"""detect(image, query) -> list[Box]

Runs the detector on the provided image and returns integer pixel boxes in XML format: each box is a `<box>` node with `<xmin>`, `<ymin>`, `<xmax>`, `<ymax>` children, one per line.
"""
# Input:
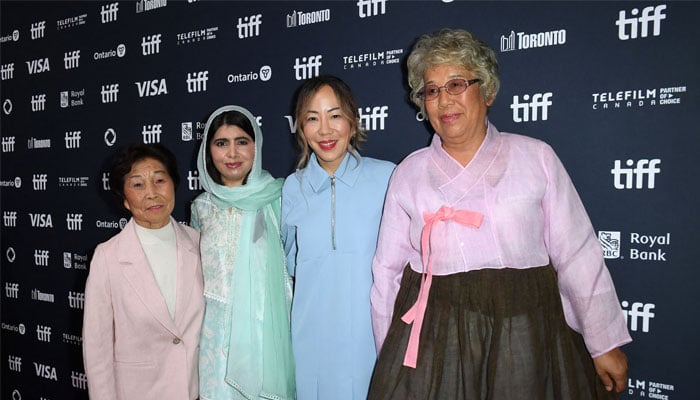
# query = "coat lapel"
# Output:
<box><xmin>172</xmin><ymin>220</ymin><xmax>199</xmax><ymax>327</ymax></box>
<box><xmin>118</xmin><ymin>218</ymin><xmax>180</xmax><ymax>336</ymax></box>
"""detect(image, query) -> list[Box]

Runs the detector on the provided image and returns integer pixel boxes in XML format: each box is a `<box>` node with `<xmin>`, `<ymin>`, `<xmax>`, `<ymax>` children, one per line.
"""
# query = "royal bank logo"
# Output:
<box><xmin>136</xmin><ymin>0</ymin><xmax>168</xmax><ymax>13</ymax></box>
<box><xmin>30</xmin><ymin>21</ymin><xmax>46</xmax><ymax>39</ymax></box>
<box><xmin>94</xmin><ymin>43</ymin><xmax>126</xmax><ymax>61</ymax></box>
<box><xmin>59</xmin><ymin>176</ymin><xmax>89</xmax><ymax>187</ymax></box>
<box><xmin>101</xmin><ymin>83</ymin><xmax>119</xmax><ymax>103</ymax></box>
<box><xmin>510</xmin><ymin>92</ymin><xmax>553</xmax><ymax>122</ymax></box>
<box><xmin>31</xmin><ymin>94</ymin><xmax>47</xmax><ymax>111</ymax></box>
<box><xmin>591</xmin><ymin>85</ymin><xmax>686</xmax><ymax>110</ymax></box>
<box><xmin>71</xmin><ymin>371</ymin><xmax>88</xmax><ymax>390</ymax></box>
<box><xmin>136</xmin><ymin>78</ymin><xmax>168</xmax><ymax>97</ymax></box>
<box><xmin>357</xmin><ymin>0</ymin><xmax>387</xmax><ymax>18</ymax></box>
<box><xmin>598</xmin><ymin>231</ymin><xmax>621</xmax><ymax>259</ymax></box>
<box><xmin>176</xmin><ymin>26</ymin><xmax>218</xmax><ymax>45</ymax></box>
<box><xmin>66</xmin><ymin>213</ymin><xmax>84</xmax><ymax>231</ymax></box>
<box><xmin>57</xmin><ymin>13</ymin><xmax>87</xmax><ymax>30</ymax></box>
<box><xmin>8</xmin><ymin>355</ymin><xmax>22</xmax><ymax>372</ymax></box>
<box><xmin>101</xmin><ymin>2</ymin><xmax>119</xmax><ymax>23</ymax></box>
<box><xmin>186</xmin><ymin>71</ymin><xmax>208</xmax><ymax>93</ymax></box>
<box><xmin>142</xmin><ymin>124</ymin><xmax>162</xmax><ymax>143</ymax></box>
<box><xmin>3</xmin><ymin>211</ymin><xmax>18</xmax><ymax>227</ymax></box>
<box><xmin>1</xmin><ymin>63</ymin><xmax>14</xmax><ymax>80</ymax></box>
<box><xmin>2</xmin><ymin>136</ymin><xmax>15</xmax><ymax>152</ymax></box>
<box><xmin>64</xmin><ymin>50</ymin><xmax>80</xmax><ymax>69</ymax></box>
<box><xmin>32</xmin><ymin>174</ymin><xmax>48</xmax><ymax>190</ymax></box>
<box><xmin>343</xmin><ymin>48</ymin><xmax>402</xmax><ymax>70</ymax></box>
<box><xmin>181</xmin><ymin>121</ymin><xmax>205</xmax><ymax>141</ymax></box>
<box><xmin>500</xmin><ymin>29</ymin><xmax>566</xmax><ymax>52</ymax></box>
<box><xmin>5</xmin><ymin>282</ymin><xmax>19</xmax><ymax>299</ymax></box>
<box><xmin>611</xmin><ymin>158</ymin><xmax>661</xmax><ymax>189</ymax></box>
<box><xmin>60</xmin><ymin>89</ymin><xmax>85</xmax><ymax>108</ymax></box>
<box><xmin>237</xmin><ymin>14</ymin><xmax>262</xmax><ymax>39</ymax></box>
<box><xmin>359</xmin><ymin>106</ymin><xmax>389</xmax><ymax>131</ymax></box>
<box><xmin>187</xmin><ymin>170</ymin><xmax>202</xmax><ymax>191</ymax></box>
<box><xmin>287</xmin><ymin>8</ymin><xmax>330</xmax><ymax>28</ymax></box>
<box><xmin>599</xmin><ymin>230</ymin><xmax>670</xmax><ymax>262</ymax></box>
<box><xmin>616</xmin><ymin>4</ymin><xmax>666</xmax><ymax>40</ymax></box>
<box><xmin>31</xmin><ymin>289</ymin><xmax>55</xmax><ymax>303</ymax></box>
<box><xmin>141</xmin><ymin>34</ymin><xmax>162</xmax><ymax>55</ymax></box>
<box><xmin>28</xmin><ymin>137</ymin><xmax>51</xmax><ymax>149</ymax></box>
<box><xmin>63</xmin><ymin>252</ymin><xmax>88</xmax><ymax>270</ymax></box>
<box><xmin>293</xmin><ymin>55</ymin><xmax>322</xmax><ymax>80</ymax></box>
<box><xmin>65</xmin><ymin>131</ymin><xmax>81</xmax><ymax>148</ymax></box>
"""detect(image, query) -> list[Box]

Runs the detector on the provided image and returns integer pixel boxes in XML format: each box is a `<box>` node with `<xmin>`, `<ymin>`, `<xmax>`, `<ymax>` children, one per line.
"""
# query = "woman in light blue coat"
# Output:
<box><xmin>281</xmin><ymin>76</ymin><xmax>395</xmax><ymax>400</ymax></box>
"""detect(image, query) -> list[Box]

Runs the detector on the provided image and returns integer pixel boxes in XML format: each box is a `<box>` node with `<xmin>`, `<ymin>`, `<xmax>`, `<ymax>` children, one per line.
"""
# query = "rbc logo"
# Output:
<box><xmin>616</xmin><ymin>4</ymin><xmax>666</xmax><ymax>40</ymax></box>
<box><xmin>511</xmin><ymin>92</ymin><xmax>552</xmax><ymax>122</ymax></box>
<box><xmin>598</xmin><ymin>231</ymin><xmax>621</xmax><ymax>259</ymax></box>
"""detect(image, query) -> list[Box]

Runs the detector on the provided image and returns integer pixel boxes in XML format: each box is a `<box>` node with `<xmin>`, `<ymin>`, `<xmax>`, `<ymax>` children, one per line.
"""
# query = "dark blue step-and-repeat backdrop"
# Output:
<box><xmin>1</xmin><ymin>1</ymin><xmax>698</xmax><ymax>399</ymax></box>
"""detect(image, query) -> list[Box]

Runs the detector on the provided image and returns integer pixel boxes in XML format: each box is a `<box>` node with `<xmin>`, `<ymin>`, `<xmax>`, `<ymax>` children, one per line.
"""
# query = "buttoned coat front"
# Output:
<box><xmin>82</xmin><ymin>218</ymin><xmax>205</xmax><ymax>400</ymax></box>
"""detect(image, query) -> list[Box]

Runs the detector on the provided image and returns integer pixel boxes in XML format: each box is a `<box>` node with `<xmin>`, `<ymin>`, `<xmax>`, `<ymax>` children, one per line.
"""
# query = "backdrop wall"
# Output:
<box><xmin>1</xmin><ymin>1</ymin><xmax>698</xmax><ymax>399</ymax></box>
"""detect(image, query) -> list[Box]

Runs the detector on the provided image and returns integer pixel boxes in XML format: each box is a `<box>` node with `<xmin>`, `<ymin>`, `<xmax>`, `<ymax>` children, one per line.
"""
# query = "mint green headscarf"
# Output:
<box><xmin>197</xmin><ymin>105</ymin><xmax>295</xmax><ymax>399</ymax></box>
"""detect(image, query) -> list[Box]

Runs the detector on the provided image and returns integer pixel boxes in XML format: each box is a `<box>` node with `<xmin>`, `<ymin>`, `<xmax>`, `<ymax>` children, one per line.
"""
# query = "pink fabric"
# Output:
<box><xmin>400</xmin><ymin>206</ymin><xmax>483</xmax><ymax>368</ymax></box>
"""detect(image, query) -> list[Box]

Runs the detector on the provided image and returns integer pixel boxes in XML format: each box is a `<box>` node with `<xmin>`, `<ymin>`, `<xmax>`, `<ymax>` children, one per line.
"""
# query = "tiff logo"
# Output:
<box><xmin>186</xmin><ymin>71</ymin><xmax>208</xmax><ymax>93</ymax></box>
<box><xmin>616</xmin><ymin>4</ymin><xmax>666</xmax><ymax>40</ymax></box>
<box><xmin>31</xmin><ymin>94</ymin><xmax>47</xmax><ymax>111</ymax></box>
<box><xmin>68</xmin><ymin>291</ymin><xmax>85</xmax><ymax>309</ymax></box>
<box><xmin>357</xmin><ymin>0</ymin><xmax>386</xmax><ymax>18</ymax></box>
<box><xmin>359</xmin><ymin>106</ymin><xmax>389</xmax><ymax>131</ymax></box>
<box><xmin>101</xmin><ymin>84</ymin><xmax>119</xmax><ymax>103</ymax></box>
<box><xmin>8</xmin><ymin>355</ymin><xmax>22</xmax><ymax>372</ymax></box>
<box><xmin>511</xmin><ymin>92</ymin><xmax>553</xmax><ymax>122</ymax></box>
<box><xmin>2</xmin><ymin>136</ymin><xmax>15</xmax><ymax>152</ymax></box>
<box><xmin>34</xmin><ymin>249</ymin><xmax>50</xmax><ymax>266</ymax></box>
<box><xmin>64</xmin><ymin>50</ymin><xmax>80</xmax><ymax>69</ymax></box>
<box><xmin>187</xmin><ymin>170</ymin><xmax>202</xmax><ymax>190</ymax></box>
<box><xmin>142</xmin><ymin>124</ymin><xmax>162</xmax><ymax>143</ymax></box>
<box><xmin>141</xmin><ymin>34</ymin><xmax>162</xmax><ymax>55</ymax></box>
<box><xmin>65</xmin><ymin>131</ymin><xmax>81</xmax><ymax>149</ymax></box>
<box><xmin>611</xmin><ymin>159</ymin><xmax>661</xmax><ymax>189</ymax></box>
<box><xmin>72</xmin><ymin>371</ymin><xmax>88</xmax><ymax>390</ymax></box>
<box><xmin>31</xmin><ymin>21</ymin><xmax>46</xmax><ymax>39</ymax></box>
<box><xmin>4</xmin><ymin>211</ymin><xmax>18</xmax><ymax>227</ymax></box>
<box><xmin>101</xmin><ymin>2</ymin><xmax>119</xmax><ymax>23</ymax></box>
<box><xmin>33</xmin><ymin>173</ymin><xmax>48</xmax><ymax>190</ymax></box>
<box><xmin>237</xmin><ymin>14</ymin><xmax>262</xmax><ymax>38</ymax></box>
<box><xmin>1</xmin><ymin>63</ymin><xmax>14</xmax><ymax>80</ymax></box>
<box><xmin>102</xmin><ymin>172</ymin><xmax>111</xmax><ymax>190</ymax></box>
<box><xmin>66</xmin><ymin>213</ymin><xmax>83</xmax><ymax>231</ymax></box>
<box><xmin>294</xmin><ymin>55</ymin><xmax>322</xmax><ymax>80</ymax></box>
<box><xmin>5</xmin><ymin>282</ymin><xmax>19</xmax><ymax>298</ymax></box>
<box><xmin>37</xmin><ymin>325</ymin><xmax>52</xmax><ymax>342</ymax></box>
<box><xmin>26</xmin><ymin>57</ymin><xmax>50</xmax><ymax>74</ymax></box>
<box><xmin>621</xmin><ymin>301</ymin><xmax>655</xmax><ymax>333</ymax></box>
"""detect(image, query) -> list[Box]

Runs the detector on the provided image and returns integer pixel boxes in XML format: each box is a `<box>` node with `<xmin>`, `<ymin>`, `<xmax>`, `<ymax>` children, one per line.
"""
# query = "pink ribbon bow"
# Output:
<box><xmin>400</xmin><ymin>205</ymin><xmax>483</xmax><ymax>368</ymax></box>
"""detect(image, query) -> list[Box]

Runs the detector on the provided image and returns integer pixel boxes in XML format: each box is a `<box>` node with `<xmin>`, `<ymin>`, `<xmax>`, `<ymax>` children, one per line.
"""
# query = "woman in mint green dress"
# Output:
<box><xmin>191</xmin><ymin>105</ymin><xmax>295</xmax><ymax>400</ymax></box>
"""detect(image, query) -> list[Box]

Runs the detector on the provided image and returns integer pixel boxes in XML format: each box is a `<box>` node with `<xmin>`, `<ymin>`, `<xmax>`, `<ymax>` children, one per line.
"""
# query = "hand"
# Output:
<box><xmin>593</xmin><ymin>347</ymin><xmax>628</xmax><ymax>393</ymax></box>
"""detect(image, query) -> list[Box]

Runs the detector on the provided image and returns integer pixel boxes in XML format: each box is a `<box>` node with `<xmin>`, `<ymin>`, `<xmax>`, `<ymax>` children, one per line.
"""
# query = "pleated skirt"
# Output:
<box><xmin>368</xmin><ymin>264</ymin><xmax>619</xmax><ymax>400</ymax></box>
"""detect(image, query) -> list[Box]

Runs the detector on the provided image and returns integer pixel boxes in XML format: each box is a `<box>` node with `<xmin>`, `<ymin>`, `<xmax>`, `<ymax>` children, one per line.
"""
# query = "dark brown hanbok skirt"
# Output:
<box><xmin>368</xmin><ymin>264</ymin><xmax>619</xmax><ymax>400</ymax></box>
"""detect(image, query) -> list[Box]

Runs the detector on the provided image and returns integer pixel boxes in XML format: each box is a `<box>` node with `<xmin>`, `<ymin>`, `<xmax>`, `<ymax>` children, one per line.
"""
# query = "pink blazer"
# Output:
<box><xmin>82</xmin><ymin>218</ymin><xmax>205</xmax><ymax>400</ymax></box>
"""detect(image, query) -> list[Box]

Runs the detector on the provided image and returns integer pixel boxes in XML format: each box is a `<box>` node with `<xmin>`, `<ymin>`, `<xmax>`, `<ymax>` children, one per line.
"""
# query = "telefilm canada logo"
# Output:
<box><xmin>598</xmin><ymin>230</ymin><xmax>670</xmax><ymax>261</ymax></box>
<box><xmin>627</xmin><ymin>375</ymin><xmax>676</xmax><ymax>399</ymax></box>
<box><xmin>591</xmin><ymin>85</ymin><xmax>686</xmax><ymax>110</ymax></box>
<box><xmin>342</xmin><ymin>48</ymin><xmax>403</xmax><ymax>70</ymax></box>
<box><xmin>176</xmin><ymin>26</ymin><xmax>218</xmax><ymax>45</ymax></box>
<box><xmin>56</xmin><ymin>13</ymin><xmax>87</xmax><ymax>30</ymax></box>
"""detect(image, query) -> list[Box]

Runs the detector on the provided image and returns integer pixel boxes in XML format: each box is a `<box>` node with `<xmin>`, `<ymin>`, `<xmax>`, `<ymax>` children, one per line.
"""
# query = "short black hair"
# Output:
<box><xmin>109</xmin><ymin>142</ymin><xmax>180</xmax><ymax>200</ymax></box>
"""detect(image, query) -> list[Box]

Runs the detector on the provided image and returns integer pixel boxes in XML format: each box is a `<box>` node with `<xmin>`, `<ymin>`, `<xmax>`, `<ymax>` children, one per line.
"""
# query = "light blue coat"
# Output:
<box><xmin>281</xmin><ymin>152</ymin><xmax>394</xmax><ymax>400</ymax></box>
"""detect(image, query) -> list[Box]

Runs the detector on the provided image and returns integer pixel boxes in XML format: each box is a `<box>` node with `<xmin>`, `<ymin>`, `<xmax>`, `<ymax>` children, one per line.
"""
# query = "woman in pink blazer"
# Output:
<box><xmin>83</xmin><ymin>143</ymin><xmax>205</xmax><ymax>400</ymax></box>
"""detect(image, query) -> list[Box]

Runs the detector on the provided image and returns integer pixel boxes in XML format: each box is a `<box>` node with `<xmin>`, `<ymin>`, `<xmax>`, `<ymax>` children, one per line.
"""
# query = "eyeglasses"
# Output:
<box><xmin>416</xmin><ymin>78</ymin><xmax>482</xmax><ymax>101</ymax></box>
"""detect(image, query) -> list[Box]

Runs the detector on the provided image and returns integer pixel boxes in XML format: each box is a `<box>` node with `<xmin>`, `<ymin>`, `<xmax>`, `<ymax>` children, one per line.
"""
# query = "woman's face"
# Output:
<box><xmin>209</xmin><ymin>124</ymin><xmax>255</xmax><ymax>187</ymax></box>
<box><xmin>301</xmin><ymin>85</ymin><xmax>352</xmax><ymax>175</ymax></box>
<box><xmin>423</xmin><ymin>64</ymin><xmax>491</xmax><ymax>147</ymax></box>
<box><xmin>122</xmin><ymin>157</ymin><xmax>175</xmax><ymax>229</ymax></box>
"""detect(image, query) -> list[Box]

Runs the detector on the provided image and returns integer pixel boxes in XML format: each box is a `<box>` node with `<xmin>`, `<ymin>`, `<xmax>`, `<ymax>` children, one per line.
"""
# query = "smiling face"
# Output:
<box><xmin>300</xmin><ymin>85</ymin><xmax>352</xmax><ymax>175</ymax></box>
<box><xmin>122</xmin><ymin>157</ymin><xmax>175</xmax><ymax>229</ymax></box>
<box><xmin>423</xmin><ymin>64</ymin><xmax>491</xmax><ymax>152</ymax></box>
<box><xmin>209</xmin><ymin>124</ymin><xmax>255</xmax><ymax>187</ymax></box>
